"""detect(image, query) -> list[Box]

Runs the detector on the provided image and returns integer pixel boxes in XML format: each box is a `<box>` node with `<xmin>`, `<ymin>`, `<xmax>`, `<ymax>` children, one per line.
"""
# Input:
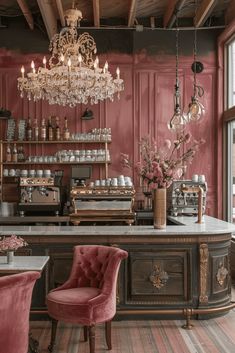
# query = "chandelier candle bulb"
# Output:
<box><xmin>103</xmin><ymin>61</ymin><xmax>108</xmax><ymax>73</ymax></box>
<box><xmin>116</xmin><ymin>67</ymin><xmax>120</xmax><ymax>79</ymax></box>
<box><xmin>31</xmin><ymin>61</ymin><xmax>35</xmax><ymax>73</ymax></box>
<box><xmin>67</xmin><ymin>58</ymin><xmax>72</xmax><ymax>69</ymax></box>
<box><xmin>21</xmin><ymin>66</ymin><xmax>25</xmax><ymax>78</ymax></box>
<box><xmin>78</xmin><ymin>54</ymin><xmax>82</xmax><ymax>67</ymax></box>
<box><xmin>43</xmin><ymin>56</ymin><xmax>47</xmax><ymax>68</ymax></box>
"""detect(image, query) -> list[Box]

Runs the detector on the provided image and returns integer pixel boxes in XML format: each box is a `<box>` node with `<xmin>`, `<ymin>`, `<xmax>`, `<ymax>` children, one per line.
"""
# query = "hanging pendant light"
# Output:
<box><xmin>168</xmin><ymin>12</ymin><xmax>187</xmax><ymax>132</ymax></box>
<box><xmin>187</xmin><ymin>0</ymin><xmax>205</xmax><ymax>122</ymax></box>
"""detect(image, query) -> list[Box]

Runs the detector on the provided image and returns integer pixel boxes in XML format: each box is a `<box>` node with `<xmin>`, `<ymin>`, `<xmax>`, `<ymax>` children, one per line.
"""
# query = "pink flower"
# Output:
<box><xmin>0</xmin><ymin>234</ymin><xmax>28</xmax><ymax>252</ymax></box>
<box><xmin>146</xmin><ymin>172</ymin><xmax>154</xmax><ymax>179</ymax></box>
<box><xmin>163</xmin><ymin>139</ymin><xmax>171</xmax><ymax>149</ymax></box>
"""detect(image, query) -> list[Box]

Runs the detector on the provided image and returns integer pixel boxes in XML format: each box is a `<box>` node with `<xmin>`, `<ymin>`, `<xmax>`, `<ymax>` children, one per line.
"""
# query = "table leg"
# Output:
<box><xmin>28</xmin><ymin>333</ymin><xmax>39</xmax><ymax>353</ymax></box>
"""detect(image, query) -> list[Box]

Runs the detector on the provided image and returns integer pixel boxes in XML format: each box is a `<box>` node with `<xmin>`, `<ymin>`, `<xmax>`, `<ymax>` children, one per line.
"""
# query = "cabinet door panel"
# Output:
<box><xmin>126</xmin><ymin>248</ymin><xmax>192</xmax><ymax>304</ymax></box>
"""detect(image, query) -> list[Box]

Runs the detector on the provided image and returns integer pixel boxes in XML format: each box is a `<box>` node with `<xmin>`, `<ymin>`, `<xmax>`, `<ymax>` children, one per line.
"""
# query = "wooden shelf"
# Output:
<box><xmin>1</xmin><ymin>140</ymin><xmax>111</xmax><ymax>144</ymax></box>
<box><xmin>2</xmin><ymin>161</ymin><xmax>111</xmax><ymax>165</ymax></box>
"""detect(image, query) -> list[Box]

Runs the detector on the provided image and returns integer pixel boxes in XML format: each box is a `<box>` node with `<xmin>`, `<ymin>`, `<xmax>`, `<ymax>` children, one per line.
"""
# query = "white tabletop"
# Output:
<box><xmin>0</xmin><ymin>256</ymin><xmax>49</xmax><ymax>273</ymax></box>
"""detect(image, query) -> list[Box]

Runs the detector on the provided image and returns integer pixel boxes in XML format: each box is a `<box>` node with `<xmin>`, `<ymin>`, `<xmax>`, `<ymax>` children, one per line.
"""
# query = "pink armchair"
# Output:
<box><xmin>0</xmin><ymin>271</ymin><xmax>40</xmax><ymax>353</ymax></box>
<box><xmin>47</xmin><ymin>245</ymin><xmax>128</xmax><ymax>353</ymax></box>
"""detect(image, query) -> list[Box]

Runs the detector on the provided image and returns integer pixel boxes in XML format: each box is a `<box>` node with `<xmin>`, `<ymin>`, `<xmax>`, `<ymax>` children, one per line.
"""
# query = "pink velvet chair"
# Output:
<box><xmin>0</xmin><ymin>271</ymin><xmax>40</xmax><ymax>353</ymax></box>
<box><xmin>47</xmin><ymin>245</ymin><xmax>128</xmax><ymax>353</ymax></box>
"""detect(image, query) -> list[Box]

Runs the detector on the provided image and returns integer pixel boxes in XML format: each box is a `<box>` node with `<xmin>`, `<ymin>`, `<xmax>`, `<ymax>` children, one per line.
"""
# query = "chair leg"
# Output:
<box><xmin>83</xmin><ymin>326</ymin><xmax>88</xmax><ymax>341</ymax></box>
<box><xmin>88</xmin><ymin>325</ymin><xmax>96</xmax><ymax>353</ymax></box>
<box><xmin>48</xmin><ymin>319</ymin><xmax>58</xmax><ymax>352</ymax></box>
<box><xmin>105</xmin><ymin>320</ymin><xmax>112</xmax><ymax>350</ymax></box>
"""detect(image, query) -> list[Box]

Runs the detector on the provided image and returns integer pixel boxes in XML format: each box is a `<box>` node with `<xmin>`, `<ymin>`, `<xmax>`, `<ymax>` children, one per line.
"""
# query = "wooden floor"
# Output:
<box><xmin>30</xmin><ymin>286</ymin><xmax>235</xmax><ymax>353</ymax></box>
<box><xmin>31</xmin><ymin>309</ymin><xmax>235</xmax><ymax>353</ymax></box>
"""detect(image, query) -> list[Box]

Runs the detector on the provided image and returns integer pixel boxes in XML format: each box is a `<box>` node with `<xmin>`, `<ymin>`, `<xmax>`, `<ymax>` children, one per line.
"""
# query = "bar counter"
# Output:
<box><xmin>0</xmin><ymin>215</ymin><xmax>234</xmax><ymax>325</ymax></box>
<box><xmin>0</xmin><ymin>215</ymin><xmax>234</xmax><ymax>237</ymax></box>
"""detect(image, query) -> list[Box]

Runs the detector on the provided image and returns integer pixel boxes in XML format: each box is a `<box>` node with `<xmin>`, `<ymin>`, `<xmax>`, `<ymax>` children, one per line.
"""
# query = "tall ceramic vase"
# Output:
<box><xmin>153</xmin><ymin>188</ymin><xmax>167</xmax><ymax>229</ymax></box>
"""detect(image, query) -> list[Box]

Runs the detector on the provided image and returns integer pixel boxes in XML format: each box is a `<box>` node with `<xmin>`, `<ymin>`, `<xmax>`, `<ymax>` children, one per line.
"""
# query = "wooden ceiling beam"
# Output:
<box><xmin>37</xmin><ymin>0</ymin><xmax>57</xmax><ymax>39</ymax></box>
<box><xmin>225</xmin><ymin>0</ymin><xmax>235</xmax><ymax>26</ymax></box>
<box><xmin>16</xmin><ymin>0</ymin><xmax>34</xmax><ymax>30</ymax></box>
<box><xmin>194</xmin><ymin>0</ymin><xmax>216</xmax><ymax>27</ymax></box>
<box><xmin>55</xmin><ymin>0</ymin><xmax>65</xmax><ymax>27</ymax></box>
<box><xmin>163</xmin><ymin>0</ymin><xmax>187</xmax><ymax>28</ymax></box>
<box><xmin>128</xmin><ymin>0</ymin><xmax>137</xmax><ymax>27</ymax></box>
<box><xmin>93</xmin><ymin>0</ymin><xmax>100</xmax><ymax>27</ymax></box>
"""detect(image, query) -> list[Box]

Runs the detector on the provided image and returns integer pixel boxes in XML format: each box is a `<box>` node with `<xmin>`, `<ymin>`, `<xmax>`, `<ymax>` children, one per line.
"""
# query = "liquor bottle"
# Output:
<box><xmin>34</xmin><ymin>118</ymin><xmax>39</xmax><ymax>141</ymax></box>
<box><xmin>26</xmin><ymin>117</ymin><xmax>33</xmax><ymax>141</ymax></box>
<box><xmin>17</xmin><ymin>146</ymin><xmax>25</xmax><ymax>162</ymax></box>
<box><xmin>63</xmin><ymin>117</ymin><xmax>70</xmax><ymax>141</ymax></box>
<box><xmin>12</xmin><ymin>143</ymin><xmax>18</xmax><ymax>162</ymax></box>
<box><xmin>40</xmin><ymin>118</ymin><xmax>47</xmax><ymax>141</ymax></box>
<box><xmin>55</xmin><ymin>116</ymin><xmax>61</xmax><ymax>141</ymax></box>
<box><xmin>48</xmin><ymin>116</ymin><xmax>54</xmax><ymax>141</ymax></box>
<box><xmin>6</xmin><ymin>144</ymin><xmax>12</xmax><ymax>162</ymax></box>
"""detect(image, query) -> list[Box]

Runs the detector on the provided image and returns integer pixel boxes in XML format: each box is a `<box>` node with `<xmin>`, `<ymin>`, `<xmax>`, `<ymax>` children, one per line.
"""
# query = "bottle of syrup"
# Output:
<box><xmin>34</xmin><ymin>118</ymin><xmax>39</xmax><ymax>141</ymax></box>
<box><xmin>40</xmin><ymin>118</ymin><xmax>47</xmax><ymax>141</ymax></box>
<box><xmin>48</xmin><ymin>116</ymin><xmax>54</xmax><ymax>141</ymax></box>
<box><xmin>55</xmin><ymin>116</ymin><xmax>61</xmax><ymax>141</ymax></box>
<box><xmin>6</xmin><ymin>144</ymin><xmax>12</xmax><ymax>162</ymax></box>
<box><xmin>63</xmin><ymin>117</ymin><xmax>70</xmax><ymax>141</ymax></box>
<box><xmin>26</xmin><ymin>117</ymin><xmax>33</xmax><ymax>141</ymax></box>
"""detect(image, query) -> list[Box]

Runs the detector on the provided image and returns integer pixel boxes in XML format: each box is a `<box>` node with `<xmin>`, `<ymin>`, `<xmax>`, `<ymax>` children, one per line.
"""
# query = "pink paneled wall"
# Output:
<box><xmin>0</xmin><ymin>47</ymin><xmax>218</xmax><ymax>216</ymax></box>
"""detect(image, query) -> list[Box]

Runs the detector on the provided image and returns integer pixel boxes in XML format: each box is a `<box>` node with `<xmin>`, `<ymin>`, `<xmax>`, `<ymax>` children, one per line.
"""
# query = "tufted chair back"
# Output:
<box><xmin>70</xmin><ymin>245</ymin><xmax>123</xmax><ymax>290</ymax></box>
<box><xmin>47</xmin><ymin>245</ymin><xmax>128</xmax><ymax>353</ymax></box>
<box><xmin>0</xmin><ymin>271</ymin><xmax>40</xmax><ymax>353</ymax></box>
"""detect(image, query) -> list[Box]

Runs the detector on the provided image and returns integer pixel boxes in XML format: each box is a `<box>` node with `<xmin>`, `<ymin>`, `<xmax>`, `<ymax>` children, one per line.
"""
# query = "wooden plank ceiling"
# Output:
<box><xmin>0</xmin><ymin>0</ymin><xmax>233</xmax><ymax>39</ymax></box>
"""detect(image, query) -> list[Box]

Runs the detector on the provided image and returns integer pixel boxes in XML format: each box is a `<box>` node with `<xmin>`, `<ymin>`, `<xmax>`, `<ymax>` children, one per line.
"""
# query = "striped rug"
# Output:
<box><xmin>30</xmin><ymin>310</ymin><xmax>235</xmax><ymax>353</ymax></box>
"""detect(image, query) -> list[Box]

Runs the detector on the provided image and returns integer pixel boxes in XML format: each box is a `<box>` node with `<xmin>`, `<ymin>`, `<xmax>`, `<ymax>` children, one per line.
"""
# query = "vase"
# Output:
<box><xmin>153</xmin><ymin>188</ymin><xmax>167</xmax><ymax>229</ymax></box>
<box><xmin>6</xmin><ymin>251</ymin><xmax>14</xmax><ymax>264</ymax></box>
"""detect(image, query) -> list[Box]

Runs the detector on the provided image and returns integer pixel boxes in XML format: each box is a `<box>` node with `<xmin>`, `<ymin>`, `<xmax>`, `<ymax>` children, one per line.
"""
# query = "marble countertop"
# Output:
<box><xmin>0</xmin><ymin>256</ymin><xmax>49</xmax><ymax>273</ymax></box>
<box><xmin>0</xmin><ymin>215</ymin><xmax>234</xmax><ymax>236</ymax></box>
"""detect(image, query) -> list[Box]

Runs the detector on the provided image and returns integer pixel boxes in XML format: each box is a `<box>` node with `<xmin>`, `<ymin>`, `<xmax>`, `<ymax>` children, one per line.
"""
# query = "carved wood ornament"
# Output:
<box><xmin>199</xmin><ymin>243</ymin><xmax>208</xmax><ymax>303</ymax></box>
<box><xmin>149</xmin><ymin>264</ymin><xmax>169</xmax><ymax>289</ymax></box>
<box><xmin>216</xmin><ymin>261</ymin><xmax>228</xmax><ymax>286</ymax></box>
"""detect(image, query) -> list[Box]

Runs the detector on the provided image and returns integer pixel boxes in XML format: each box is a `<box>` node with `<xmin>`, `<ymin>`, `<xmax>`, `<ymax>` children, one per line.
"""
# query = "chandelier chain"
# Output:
<box><xmin>193</xmin><ymin>0</ymin><xmax>197</xmax><ymax>96</ymax></box>
<box><xmin>175</xmin><ymin>11</ymin><xmax>179</xmax><ymax>87</ymax></box>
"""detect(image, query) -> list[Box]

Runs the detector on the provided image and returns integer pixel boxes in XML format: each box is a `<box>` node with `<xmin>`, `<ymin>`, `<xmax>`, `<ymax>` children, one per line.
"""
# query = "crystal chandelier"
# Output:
<box><xmin>187</xmin><ymin>0</ymin><xmax>205</xmax><ymax>122</ymax></box>
<box><xmin>168</xmin><ymin>12</ymin><xmax>187</xmax><ymax>132</ymax></box>
<box><xmin>17</xmin><ymin>7</ymin><xmax>124</xmax><ymax>107</ymax></box>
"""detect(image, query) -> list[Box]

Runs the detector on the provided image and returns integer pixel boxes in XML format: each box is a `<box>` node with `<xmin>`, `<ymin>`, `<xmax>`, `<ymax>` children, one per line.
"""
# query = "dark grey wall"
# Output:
<box><xmin>0</xmin><ymin>16</ymin><xmax>222</xmax><ymax>56</ymax></box>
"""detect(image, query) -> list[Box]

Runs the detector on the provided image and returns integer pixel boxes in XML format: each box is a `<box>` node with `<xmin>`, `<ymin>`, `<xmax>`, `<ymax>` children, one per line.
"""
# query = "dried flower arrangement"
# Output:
<box><xmin>0</xmin><ymin>234</ymin><xmax>28</xmax><ymax>252</ymax></box>
<box><xmin>121</xmin><ymin>132</ymin><xmax>204</xmax><ymax>189</ymax></box>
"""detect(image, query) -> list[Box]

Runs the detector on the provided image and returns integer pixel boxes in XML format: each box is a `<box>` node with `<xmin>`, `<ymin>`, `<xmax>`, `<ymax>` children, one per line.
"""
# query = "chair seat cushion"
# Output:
<box><xmin>47</xmin><ymin>287</ymin><xmax>102</xmax><ymax>325</ymax></box>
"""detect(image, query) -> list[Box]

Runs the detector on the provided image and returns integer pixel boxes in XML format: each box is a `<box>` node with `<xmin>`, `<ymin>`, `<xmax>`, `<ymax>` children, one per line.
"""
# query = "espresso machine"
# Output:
<box><xmin>18</xmin><ymin>171</ymin><xmax>63</xmax><ymax>216</ymax></box>
<box><xmin>167</xmin><ymin>179</ymin><xmax>207</xmax><ymax>216</ymax></box>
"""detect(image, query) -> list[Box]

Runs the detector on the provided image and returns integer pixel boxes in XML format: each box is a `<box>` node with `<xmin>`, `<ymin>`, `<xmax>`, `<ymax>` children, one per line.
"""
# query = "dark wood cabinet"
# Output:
<box><xmin>23</xmin><ymin>227</ymin><xmax>232</xmax><ymax>322</ymax></box>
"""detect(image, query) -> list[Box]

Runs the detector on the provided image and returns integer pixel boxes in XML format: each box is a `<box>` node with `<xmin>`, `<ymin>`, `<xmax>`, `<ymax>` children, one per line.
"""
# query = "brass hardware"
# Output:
<box><xmin>180</xmin><ymin>184</ymin><xmax>204</xmax><ymax>223</ymax></box>
<box><xmin>199</xmin><ymin>243</ymin><xmax>208</xmax><ymax>303</ymax></box>
<box><xmin>216</xmin><ymin>262</ymin><xmax>228</xmax><ymax>286</ymax></box>
<box><xmin>182</xmin><ymin>308</ymin><xmax>194</xmax><ymax>330</ymax></box>
<box><xmin>149</xmin><ymin>264</ymin><xmax>169</xmax><ymax>289</ymax></box>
